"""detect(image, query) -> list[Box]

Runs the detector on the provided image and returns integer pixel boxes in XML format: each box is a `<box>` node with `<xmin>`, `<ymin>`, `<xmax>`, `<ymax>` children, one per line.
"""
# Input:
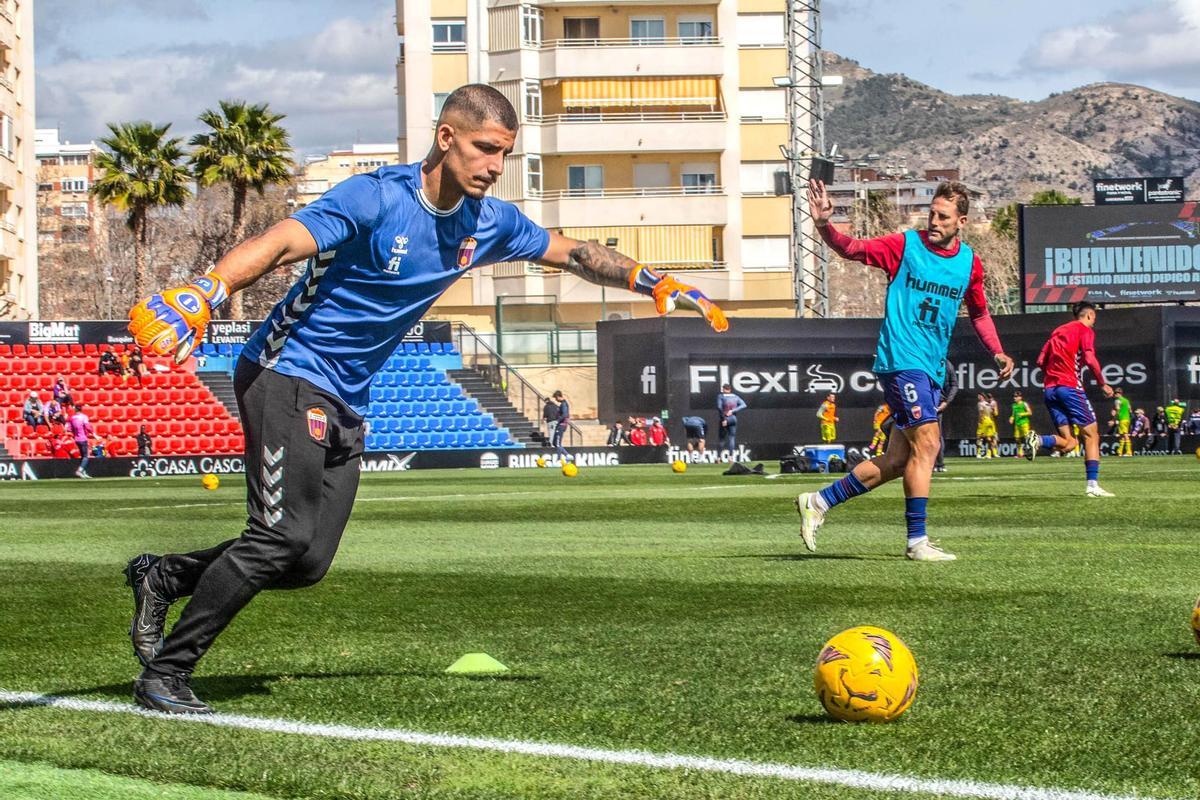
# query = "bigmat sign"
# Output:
<box><xmin>598</xmin><ymin>309</ymin><xmax>1200</xmax><ymax>443</ymax></box>
<box><xmin>1021</xmin><ymin>202</ymin><xmax>1200</xmax><ymax>305</ymax></box>
<box><xmin>0</xmin><ymin>319</ymin><xmax>453</xmax><ymax>347</ymax></box>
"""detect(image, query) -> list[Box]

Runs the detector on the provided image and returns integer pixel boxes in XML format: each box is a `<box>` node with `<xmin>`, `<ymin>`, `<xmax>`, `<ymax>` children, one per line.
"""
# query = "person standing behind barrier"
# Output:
<box><xmin>716</xmin><ymin>383</ymin><xmax>746</xmax><ymax>457</ymax></box>
<box><xmin>1165</xmin><ymin>397</ymin><xmax>1186</xmax><ymax>454</ymax></box>
<box><xmin>542</xmin><ymin>396</ymin><xmax>558</xmax><ymax>442</ymax></box>
<box><xmin>681</xmin><ymin>415</ymin><xmax>707</xmax><ymax>454</ymax></box>
<box><xmin>816</xmin><ymin>393</ymin><xmax>838</xmax><ymax>443</ymax></box>
<box><xmin>934</xmin><ymin>360</ymin><xmax>957</xmax><ymax>473</ymax></box>
<box><xmin>67</xmin><ymin>403</ymin><xmax>94</xmax><ymax>479</ymax></box>
<box><xmin>1146</xmin><ymin>406</ymin><xmax>1167</xmax><ymax>452</ymax></box>
<box><xmin>137</xmin><ymin>425</ymin><xmax>154</xmax><ymax>456</ymax></box>
<box><xmin>606</xmin><ymin>420</ymin><xmax>626</xmax><ymax>447</ymax></box>
<box><xmin>551</xmin><ymin>390</ymin><xmax>572</xmax><ymax>462</ymax></box>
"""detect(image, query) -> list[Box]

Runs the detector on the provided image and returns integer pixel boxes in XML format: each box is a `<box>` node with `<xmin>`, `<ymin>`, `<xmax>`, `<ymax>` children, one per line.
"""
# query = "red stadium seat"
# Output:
<box><xmin>12</xmin><ymin>344</ymin><xmax>26</xmax><ymax>356</ymax></box>
<box><xmin>83</xmin><ymin>344</ymin><xmax>98</xmax><ymax>355</ymax></box>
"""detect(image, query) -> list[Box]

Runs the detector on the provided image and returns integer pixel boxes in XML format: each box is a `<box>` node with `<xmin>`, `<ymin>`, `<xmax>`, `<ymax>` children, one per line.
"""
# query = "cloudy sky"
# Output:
<box><xmin>35</xmin><ymin>0</ymin><xmax>1200</xmax><ymax>155</ymax></box>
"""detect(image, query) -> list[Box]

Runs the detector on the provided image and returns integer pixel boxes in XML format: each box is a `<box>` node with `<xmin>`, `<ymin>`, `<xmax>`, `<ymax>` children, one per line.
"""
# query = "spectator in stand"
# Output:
<box><xmin>1131</xmin><ymin>407</ymin><xmax>1150</xmax><ymax>454</ymax></box>
<box><xmin>648</xmin><ymin>417</ymin><xmax>669</xmax><ymax>446</ymax></box>
<box><xmin>1189</xmin><ymin>407</ymin><xmax>1200</xmax><ymax>436</ymax></box>
<box><xmin>606</xmin><ymin>420</ymin><xmax>627</xmax><ymax>447</ymax></box>
<box><xmin>53</xmin><ymin>376</ymin><xmax>73</xmax><ymax>407</ymax></box>
<box><xmin>49</xmin><ymin>431</ymin><xmax>76</xmax><ymax>459</ymax></box>
<box><xmin>92</xmin><ymin>435</ymin><xmax>112</xmax><ymax>459</ymax></box>
<box><xmin>1165</xmin><ymin>397</ymin><xmax>1186</xmax><ymax>454</ymax></box>
<box><xmin>119</xmin><ymin>350</ymin><xmax>133</xmax><ymax>386</ymax></box>
<box><xmin>22</xmin><ymin>392</ymin><xmax>48</xmax><ymax>431</ymax></box>
<box><xmin>681</xmin><ymin>415</ymin><xmax>707</xmax><ymax>454</ymax></box>
<box><xmin>1147</xmin><ymin>406</ymin><xmax>1167</xmax><ymax>452</ymax></box>
<box><xmin>98</xmin><ymin>349</ymin><xmax>123</xmax><ymax>379</ymax></box>
<box><xmin>542</xmin><ymin>396</ymin><xmax>559</xmax><ymax>442</ymax></box>
<box><xmin>716</xmin><ymin>383</ymin><xmax>747</xmax><ymax>457</ymax></box>
<box><xmin>137</xmin><ymin>425</ymin><xmax>154</xmax><ymax>456</ymax></box>
<box><xmin>128</xmin><ymin>347</ymin><xmax>148</xmax><ymax>385</ymax></box>
<box><xmin>44</xmin><ymin>397</ymin><xmax>68</xmax><ymax>426</ymax></box>
<box><xmin>67</xmin><ymin>403</ymin><xmax>94</xmax><ymax>479</ymax></box>
<box><xmin>551</xmin><ymin>390</ymin><xmax>573</xmax><ymax>463</ymax></box>
<box><xmin>628</xmin><ymin>419</ymin><xmax>649</xmax><ymax>446</ymax></box>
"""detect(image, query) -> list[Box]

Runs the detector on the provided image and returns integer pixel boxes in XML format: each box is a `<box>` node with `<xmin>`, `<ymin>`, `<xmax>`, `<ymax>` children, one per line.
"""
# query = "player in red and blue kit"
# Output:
<box><xmin>121</xmin><ymin>85</ymin><xmax>729</xmax><ymax>714</ymax></box>
<box><xmin>1029</xmin><ymin>301</ymin><xmax>1115</xmax><ymax>496</ymax></box>
<box><xmin>795</xmin><ymin>179</ymin><xmax>1013</xmax><ymax>561</ymax></box>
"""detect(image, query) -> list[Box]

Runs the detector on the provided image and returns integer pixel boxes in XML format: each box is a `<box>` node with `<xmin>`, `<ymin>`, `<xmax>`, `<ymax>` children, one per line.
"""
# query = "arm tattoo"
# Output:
<box><xmin>564</xmin><ymin>240</ymin><xmax>638</xmax><ymax>289</ymax></box>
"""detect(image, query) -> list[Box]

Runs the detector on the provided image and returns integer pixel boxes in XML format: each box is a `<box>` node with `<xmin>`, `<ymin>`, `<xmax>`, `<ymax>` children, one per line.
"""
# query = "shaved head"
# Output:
<box><xmin>438</xmin><ymin>84</ymin><xmax>519</xmax><ymax>132</ymax></box>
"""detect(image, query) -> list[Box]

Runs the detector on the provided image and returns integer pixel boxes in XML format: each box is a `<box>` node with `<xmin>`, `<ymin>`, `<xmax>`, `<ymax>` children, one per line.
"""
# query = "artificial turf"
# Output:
<box><xmin>0</xmin><ymin>458</ymin><xmax>1197</xmax><ymax>799</ymax></box>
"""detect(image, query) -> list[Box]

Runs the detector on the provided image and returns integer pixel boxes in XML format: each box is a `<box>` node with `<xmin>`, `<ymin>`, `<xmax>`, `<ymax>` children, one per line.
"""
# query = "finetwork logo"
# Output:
<box><xmin>1188</xmin><ymin>355</ymin><xmax>1200</xmax><ymax>385</ymax></box>
<box><xmin>640</xmin><ymin>366</ymin><xmax>657</xmax><ymax>394</ymax></box>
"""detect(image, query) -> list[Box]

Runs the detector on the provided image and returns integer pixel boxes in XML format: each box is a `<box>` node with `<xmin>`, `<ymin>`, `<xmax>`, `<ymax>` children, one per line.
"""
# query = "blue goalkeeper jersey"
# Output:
<box><xmin>241</xmin><ymin>162</ymin><xmax>550</xmax><ymax>414</ymax></box>
<box><xmin>874</xmin><ymin>229</ymin><xmax>974</xmax><ymax>384</ymax></box>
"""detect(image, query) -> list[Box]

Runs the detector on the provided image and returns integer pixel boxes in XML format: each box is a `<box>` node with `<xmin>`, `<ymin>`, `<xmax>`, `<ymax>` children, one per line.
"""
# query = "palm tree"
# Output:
<box><xmin>91</xmin><ymin>122</ymin><xmax>192</xmax><ymax>300</ymax></box>
<box><xmin>190</xmin><ymin>100</ymin><xmax>294</xmax><ymax>318</ymax></box>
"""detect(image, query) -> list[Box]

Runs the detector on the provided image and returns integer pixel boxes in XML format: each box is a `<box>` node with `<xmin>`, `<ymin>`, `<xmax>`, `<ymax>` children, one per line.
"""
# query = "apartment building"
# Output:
<box><xmin>396</xmin><ymin>0</ymin><xmax>799</xmax><ymax>328</ymax></box>
<box><xmin>0</xmin><ymin>0</ymin><xmax>37</xmax><ymax>319</ymax></box>
<box><xmin>295</xmin><ymin>143</ymin><xmax>404</xmax><ymax>207</ymax></box>
<box><xmin>34</xmin><ymin>129</ymin><xmax>107</xmax><ymax>258</ymax></box>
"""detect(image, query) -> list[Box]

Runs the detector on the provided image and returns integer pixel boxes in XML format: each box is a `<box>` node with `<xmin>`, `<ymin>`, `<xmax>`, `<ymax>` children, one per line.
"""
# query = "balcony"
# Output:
<box><xmin>492</xmin><ymin>36</ymin><xmax>723</xmax><ymax>80</ymax></box>
<box><xmin>0</xmin><ymin>218</ymin><xmax>17</xmax><ymax>259</ymax></box>
<box><xmin>524</xmin><ymin>111</ymin><xmax>727</xmax><ymax>153</ymax></box>
<box><xmin>527</xmin><ymin>186</ymin><xmax>727</xmax><ymax>228</ymax></box>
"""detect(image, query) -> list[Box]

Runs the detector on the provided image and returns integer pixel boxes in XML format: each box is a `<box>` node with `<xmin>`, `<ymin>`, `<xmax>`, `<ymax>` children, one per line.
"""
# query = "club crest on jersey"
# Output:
<box><xmin>457</xmin><ymin>237</ymin><xmax>478</xmax><ymax>268</ymax></box>
<box><xmin>911</xmin><ymin>405</ymin><xmax>922</xmax><ymax>420</ymax></box>
<box><xmin>306</xmin><ymin>407</ymin><xmax>328</xmax><ymax>442</ymax></box>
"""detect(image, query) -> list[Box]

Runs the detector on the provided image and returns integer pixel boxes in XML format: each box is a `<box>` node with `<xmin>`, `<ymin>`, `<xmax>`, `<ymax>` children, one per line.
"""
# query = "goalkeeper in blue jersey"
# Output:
<box><xmin>122</xmin><ymin>84</ymin><xmax>729</xmax><ymax>714</ymax></box>
<box><xmin>795</xmin><ymin>179</ymin><xmax>1014</xmax><ymax>561</ymax></box>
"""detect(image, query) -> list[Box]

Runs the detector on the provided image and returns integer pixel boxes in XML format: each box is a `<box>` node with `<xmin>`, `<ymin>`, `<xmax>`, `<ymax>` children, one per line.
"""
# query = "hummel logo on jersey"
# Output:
<box><xmin>905</xmin><ymin>274</ymin><xmax>962</xmax><ymax>300</ymax></box>
<box><xmin>386</xmin><ymin>235</ymin><xmax>409</xmax><ymax>274</ymax></box>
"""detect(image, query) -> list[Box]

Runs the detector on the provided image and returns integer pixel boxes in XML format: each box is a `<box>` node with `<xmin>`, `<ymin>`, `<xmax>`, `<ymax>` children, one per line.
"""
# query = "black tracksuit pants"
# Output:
<box><xmin>148</xmin><ymin>358</ymin><xmax>364</xmax><ymax>676</ymax></box>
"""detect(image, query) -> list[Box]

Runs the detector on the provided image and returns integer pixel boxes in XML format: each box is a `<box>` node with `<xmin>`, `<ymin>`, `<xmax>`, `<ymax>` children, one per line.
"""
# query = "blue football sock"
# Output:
<box><xmin>905</xmin><ymin>497</ymin><xmax>928</xmax><ymax>543</ymax></box>
<box><xmin>818</xmin><ymin>472</ymin><xmax>869</xmax><ymax>510</ymax></box>
<box><xmin>1085</xmin><ymin>459</ymin><xmax>1099</xmax><ymax>482</ymax></box>
<box><xmin>1040</xmin><ymin>434</ymin><xmax>1057</xmax><ymax>449</ymax></box>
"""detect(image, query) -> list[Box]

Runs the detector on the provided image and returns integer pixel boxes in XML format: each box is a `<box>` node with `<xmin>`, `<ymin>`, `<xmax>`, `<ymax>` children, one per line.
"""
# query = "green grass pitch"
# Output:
<box><xmin>0</xmin><ymin>457</ymin><xmax>1197</xmax><ymax>799</ymax></box>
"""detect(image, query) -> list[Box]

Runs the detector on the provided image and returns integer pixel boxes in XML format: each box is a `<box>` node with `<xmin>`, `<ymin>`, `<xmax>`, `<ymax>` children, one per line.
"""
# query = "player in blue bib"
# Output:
<box><xmin>794</xmin><ymin>179</ymin><xmax>1014</xmax><ymax>561</ymax></box>
<box><xmin>123</xmin><ymin>84</ymin><xmax>729</xmax><ymax>714</ymax></box>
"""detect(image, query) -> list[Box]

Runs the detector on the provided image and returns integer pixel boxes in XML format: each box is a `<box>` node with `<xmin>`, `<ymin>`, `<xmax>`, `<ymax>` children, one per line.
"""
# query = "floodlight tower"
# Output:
<box><xmin>780</xmin><ymin>0</ymin><xmax>830</xmax><ymax>318</ymax></box>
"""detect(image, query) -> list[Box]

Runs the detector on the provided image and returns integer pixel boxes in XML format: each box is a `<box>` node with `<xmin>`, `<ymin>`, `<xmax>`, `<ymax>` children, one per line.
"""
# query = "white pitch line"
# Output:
<box><xmin>0</xmin><ymin>691</ymin><xmax>1175</xmax><ymax>800</ymax></box>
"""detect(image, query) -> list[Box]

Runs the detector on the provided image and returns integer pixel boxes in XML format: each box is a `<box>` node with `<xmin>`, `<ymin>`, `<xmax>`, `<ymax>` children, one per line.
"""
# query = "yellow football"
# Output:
<box><xmin>1194</xmin><ymin>447</ymin><xmax>1200</xmax><ymax>460</ymax></box>
<box><xmin>1191</xmin><ymin>596</ymin><xmax>1200</xmax><ymax>647</ymax></box>
<box><xmin>671</xmin><ymin>460</ymin><xmax>687</xmax><ymax>473</ymax></box>
<box><xmin>562</xmin><ymin>462</ymin><xmax>578</xmax><ymax>477</ymax></box>
<box><xmin>814</xmin><ymin>626</ymin><xmax>918</xmax><ymax>723</ymax></box>
<box><xmin>536</xmin><ymin>457</ymin><xmax>546</xmax><ymax>468</ymax></box>
<box><xmin>201</xmin><ymin>473</ymin><xmax>220</xmax><ymax>491</ymax></box>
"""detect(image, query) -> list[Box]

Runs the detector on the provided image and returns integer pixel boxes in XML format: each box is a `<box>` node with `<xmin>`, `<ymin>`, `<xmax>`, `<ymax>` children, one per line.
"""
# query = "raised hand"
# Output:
<box><xmin>128</xmin><ymin>274</ymin><xmax>229</xmax><ymax>363</ymax></box>
<box><xmin>807</xmin><ymin>179</ymin><xmax>834</xmax><ymax>226</ymax></box>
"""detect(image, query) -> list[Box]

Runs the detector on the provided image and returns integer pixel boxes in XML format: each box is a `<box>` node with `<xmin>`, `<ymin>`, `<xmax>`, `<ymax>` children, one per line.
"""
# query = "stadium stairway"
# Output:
<box><xmin>447</xmin><ymin>368</ymin><xmax>545</xmax><ymax>447</ymax></box>
<box><xmin>196</xmin><ymin>373</ymin><xmax>240</xmax><ymax>421</ymax></box>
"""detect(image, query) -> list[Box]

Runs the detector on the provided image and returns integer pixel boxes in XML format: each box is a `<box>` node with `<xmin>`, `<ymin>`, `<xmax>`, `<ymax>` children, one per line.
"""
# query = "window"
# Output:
<box><xmin>567</xmin><ymin>165</ymin><xmax>603</xmax><ymax>195</ymax></box>
<box><xmin>355</xmin><ymin>159</ymin><xmax>388</xmax><ymax>168</ymax></box>
<box><xmin>521</xmin><ymin>5</ymin><xmax>543</xmax><ymax>46</ymax></box>
<box><xmin>432</xmin><ymin>18</ymin><xmax>466</xmax><ymax>52</ymax></box>
<box><xmin>62</xmin><ymin>227</ymin><xmax>89</xmax><ymax>244</ymax></box>
<box><xmin>524</xmin><ymin>80</ymin><xmax>541</xmax><ymax>119</ymax></box>
<box><xmin>60</xmin><ymin>203</ymin><xmax>89</xmax><ymax>218</ymax></box>
<box><xmin>739</xmin><ymin>161</ymin><xmax>788</xmax><ymax>194</ymax></box>
<box><xmin>738</xmin><ymin>89</ymin><xmax>787</xmax><ymax>121</ymax></box>
<box><xmin>681</xmin><ymin>163</ymin><xmax>718</xmax><ymax>193</ymax></box>
<box><xmin>736</xmin><ymin>13</ymin><xmax>785</xmax><ymax>47</ymax></box>
<box><xmin>38</xmin><ymin>156</ymin><xmax>58</xmax><ymax>167</ymax></box>
<box><xmin>678</xmin><ymin>16</ymin><xmax>713</xmax><ymax>42</ymax></box>
<box><xmin>563</xmin><ymin>17</ymin><xmax>599</xmax><ymax>40</ymax></box>
<box><xmin>0</xmin><ymin>114</ymin><xmax>12</xmax><ymax>158</ymax></box>
<box><xmin>61</xmin><ymin>154</ymin><xmax>90</xmax><ymax>165</ymax></box>
<box><xmin>433</xmin><ymin>92</ymin><xmax>451</xmax><ymax>120</ymax></box>
<box><xmin>37</xmin><ymin>182</ymin><xmax>52</xmax><ymax>192</ymax></box>
<box><xmin>630</xmin><ymin>17</ymin><xmax>665</xmax><ymax>42</ymax></box>
<box><xmin>61</xmin><ymin>177</ymin><xmax>88</xmax><ymax>193</ymax></box>
<box><xmin>742</xmin><ymin>236</ymin><xmax>791</xmax><ymax>271</ymax></box>
<box><xmin>526</xmin><ymin>155</ymin><xmax>542</xmax><ymax>194</ymax></box>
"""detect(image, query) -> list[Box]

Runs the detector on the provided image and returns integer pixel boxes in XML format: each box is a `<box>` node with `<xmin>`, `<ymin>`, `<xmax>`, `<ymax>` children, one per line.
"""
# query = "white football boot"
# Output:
<box><xmin>794</xmin><ymin>493</ymin><xmax>824</xmax><ymax>552</ymax></box>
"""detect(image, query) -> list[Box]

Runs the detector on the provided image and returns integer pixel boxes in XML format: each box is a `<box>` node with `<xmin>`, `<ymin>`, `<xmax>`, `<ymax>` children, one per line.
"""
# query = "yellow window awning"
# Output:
<box><xmin>560</xmin><ymin>225</ymin><xmax>715</xmax><ymax>268</ymax></box>
<box><xmin>561</xmin><ymin>77</ymin><xmax>719</xmax><ymax>109</ymax></box>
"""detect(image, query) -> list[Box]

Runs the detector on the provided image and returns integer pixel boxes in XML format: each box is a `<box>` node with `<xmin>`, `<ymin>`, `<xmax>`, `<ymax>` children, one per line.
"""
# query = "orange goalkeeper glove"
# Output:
<box><xmin>128</xmin><ymin>273</ymin><xmax>229</xmax><ymax>363</ymax></box>
<box><xmin>628</xmin><ymin>266</ymin><xmax>729</xmax><ymax>333</ymax></box>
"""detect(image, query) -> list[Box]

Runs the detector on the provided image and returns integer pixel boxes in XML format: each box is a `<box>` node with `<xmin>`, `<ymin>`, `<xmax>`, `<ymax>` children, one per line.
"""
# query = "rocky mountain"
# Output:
<box><xmin>822</xmin><ymin>53</ymin><xmax>1200</xmax><ymax>208</ymax></box>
